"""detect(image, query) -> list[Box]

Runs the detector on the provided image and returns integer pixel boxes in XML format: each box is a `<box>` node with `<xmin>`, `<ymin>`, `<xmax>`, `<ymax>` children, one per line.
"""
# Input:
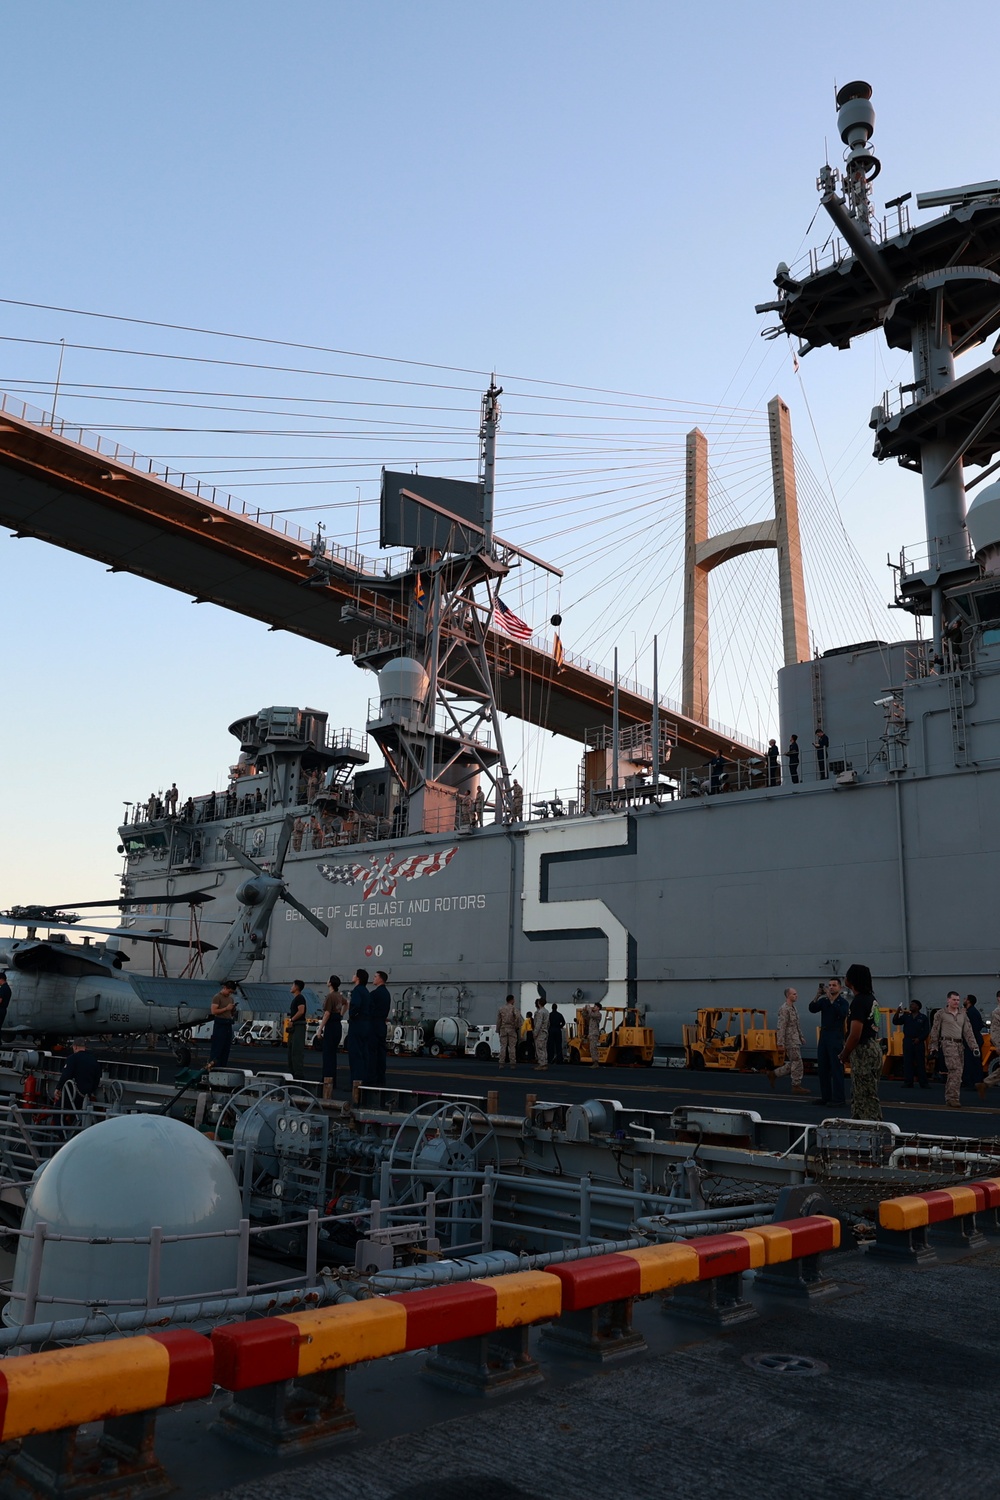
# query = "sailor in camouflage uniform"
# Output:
<box><xmin>496</xmin><ymin>994</ymin><xmax>521</xmax><ymax>1069</ymax></box>
<box><xmin>586</xmin><ymin>1002</ymin><xmax>602</xmax><ymax>1068</ymax></box>
<box><xmin>841</xmin><ymin>963</ymin><xmax>883</xmax><ymax>1121</ymax></box>
<box><xmin>532</xmin><ymin>997</ymin><xmax>550</xmax><ymax>1070</ymax></box>
<box><xmin>768</xmin><ymin>988</ymin><xmax>810</xmax><ymax>1095</ymax></box>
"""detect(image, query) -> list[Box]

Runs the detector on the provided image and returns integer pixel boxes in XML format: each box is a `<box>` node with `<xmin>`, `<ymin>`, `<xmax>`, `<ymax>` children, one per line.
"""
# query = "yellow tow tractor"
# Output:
<box><xmin>682</xmin><ymin>1007</ymin><xmax>783</xmax><ymax>1072</ymax></box>
<box><xmin>567</xmin><ymin>1006</ymin><xmax>655</xmax><ymax>1067</ymax></box>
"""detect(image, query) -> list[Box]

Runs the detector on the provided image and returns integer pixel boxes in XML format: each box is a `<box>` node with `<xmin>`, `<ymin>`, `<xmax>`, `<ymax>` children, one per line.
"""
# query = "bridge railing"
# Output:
<box><xmin>0</xmin><ymin>389</ymin><xmax>392</xmax><ymax>576</ymax></box>
<box><xmin>0</xmin><ymin>387</ymin><xmax>763</xmax><ymax>752</ymax></box>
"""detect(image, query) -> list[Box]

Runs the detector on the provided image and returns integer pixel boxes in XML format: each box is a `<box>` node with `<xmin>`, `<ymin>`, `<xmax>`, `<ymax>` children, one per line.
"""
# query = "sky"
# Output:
<box><xmin>2</xmin><ymin>0</ymin><xmax>999</xmax><ymax>906</ymax></box>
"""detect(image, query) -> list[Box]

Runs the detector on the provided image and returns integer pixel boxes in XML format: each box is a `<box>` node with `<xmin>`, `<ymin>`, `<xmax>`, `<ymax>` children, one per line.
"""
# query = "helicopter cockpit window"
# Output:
<box><xmin>16</xmin><ymin>945</ymin><xmax>109</xmax><ymax>978</ymax></box>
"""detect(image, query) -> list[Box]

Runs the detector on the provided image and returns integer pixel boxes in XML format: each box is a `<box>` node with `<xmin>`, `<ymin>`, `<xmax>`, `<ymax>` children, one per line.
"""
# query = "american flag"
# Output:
<box><xmin>393</xmin><ymin>847</ymin><xmax>457</xmax><ymax>883</ymax></box>
<box><xmin>319</xmin><ymin>847</ymin><xmax>457</xmax><ymax>900</ymax></box>
<box><xmin>317</xmin><ymin>862</ymin><xmax>362</xmax><ymax>886</ymax></box>
<box><xmin>492</xmin><ymin>598</ymin><xmax>533</xmax><ymax>642</ymax></box>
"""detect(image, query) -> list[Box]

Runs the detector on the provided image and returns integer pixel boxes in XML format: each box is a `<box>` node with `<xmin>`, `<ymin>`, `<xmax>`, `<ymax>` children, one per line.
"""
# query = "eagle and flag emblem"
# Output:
<box><xmin>319</xmin><ymin>846</ymin><xmax>457</xmax><ymax>900</ymax></box>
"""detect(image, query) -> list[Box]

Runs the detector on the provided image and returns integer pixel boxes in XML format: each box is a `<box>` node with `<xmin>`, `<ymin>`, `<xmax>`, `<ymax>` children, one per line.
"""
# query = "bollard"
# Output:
<box><xmin>486</xmin><ymin>1089</ymin><xmax>499</xmax><ymax>1116</ymax></box>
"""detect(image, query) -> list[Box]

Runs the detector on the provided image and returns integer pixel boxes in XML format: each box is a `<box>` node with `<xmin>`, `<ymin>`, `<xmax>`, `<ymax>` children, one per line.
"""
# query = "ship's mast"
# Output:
<box><xmin>319</xmin><ymin>382</ymin><xmax>560</xmax><ymax>837</ymax></box>
<box><xmin>480</xmin><ymin>379</ymin><xmax>500</xmax><ymax>555</ymax></box>
<box><xmin>758</xmin><ymin>82</ymin><xmax>1000</xmax><ymax>654</ymax></box>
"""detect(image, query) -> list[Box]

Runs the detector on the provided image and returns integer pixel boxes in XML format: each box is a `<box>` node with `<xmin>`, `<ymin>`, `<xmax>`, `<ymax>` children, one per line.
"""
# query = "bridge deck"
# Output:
<box><xmin>0</xmin><ymin>400</ymin><xmax>758</xmax><ymax>768</ymax></box>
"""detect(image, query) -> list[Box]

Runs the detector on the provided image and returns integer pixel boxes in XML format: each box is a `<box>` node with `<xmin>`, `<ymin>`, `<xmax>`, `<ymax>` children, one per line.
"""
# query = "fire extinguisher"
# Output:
<box><xmin>22</xmin><ymin>1071</ymin><xmax>38</xmax><ymax>1109</ymax></box>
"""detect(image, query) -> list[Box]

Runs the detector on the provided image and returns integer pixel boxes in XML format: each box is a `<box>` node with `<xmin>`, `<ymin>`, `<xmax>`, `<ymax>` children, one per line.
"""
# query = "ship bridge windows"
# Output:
<box><xmin>974</xmin><ymin>589</ymin><xmax>1000</xmax><ymax>625</ymax></box>
<box><xmin>125</xmin><ymin>831</ymin><xmax>168</xmax><ymax>854</ymax></box>
<box><xmin>947</xmin><ymin>585</ymin><xmax>1000</xmax><ymax>626</ymax></box>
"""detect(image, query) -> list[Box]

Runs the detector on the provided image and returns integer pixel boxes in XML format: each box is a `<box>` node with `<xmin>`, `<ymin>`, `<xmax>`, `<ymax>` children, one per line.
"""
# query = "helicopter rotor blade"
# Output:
<box><xmin>32</xmin><ymin>892</ymin><xmax>215</xmax><ymax>911</ymax></box>
<box><xmin>223</xmin><ymin>835</ymin><xmax>264</xmax><ymax>877</ymax></box>
<box><xmin>279</xmin><ymin>890</ymin><xmax>329</xmax><ymax>937</ymax></box>
<box><xmin>273</xmin><ymin>816</ymin><xmax>295</xmax><ymax>874</ymax></box>
<box><xmin>113</xmin><ymin>932</ymin><xmax>217</xmax><ymax>951</ymax></box>
<box><xmin>0</xmin><ymin>918</ymin><xmax>216</xmax><ymax>950</ymax></box>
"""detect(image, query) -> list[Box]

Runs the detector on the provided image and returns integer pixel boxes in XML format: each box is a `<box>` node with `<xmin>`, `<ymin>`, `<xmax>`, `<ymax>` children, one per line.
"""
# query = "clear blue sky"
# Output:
<box><xmin>2</xmin><ymin>0</ymin><xmax>997</xmax><ymax>904</ymax></box>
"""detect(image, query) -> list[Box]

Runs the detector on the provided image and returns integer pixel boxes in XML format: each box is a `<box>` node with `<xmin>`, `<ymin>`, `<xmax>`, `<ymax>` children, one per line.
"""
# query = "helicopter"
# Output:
<box><xmin>0</xmin><ymin>816</ymin><xmax>328</xmax><ymax>1048</ymax></box>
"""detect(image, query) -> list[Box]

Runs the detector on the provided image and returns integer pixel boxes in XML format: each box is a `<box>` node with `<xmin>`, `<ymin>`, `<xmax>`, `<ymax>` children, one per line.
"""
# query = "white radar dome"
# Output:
<box><xmin>6</xmin><ymin>1114</ymin><xmax>242</xmax><ymax>1326</ymax></box>
<box><xmin>378</xmin><ymin>656</ymin><xmax>430</xmax><ymax>708</ymax></box>
<box><xmin>966</xmin><ymin>480</ymin><xmax>1000</xmax><ymax>574</ymax></box>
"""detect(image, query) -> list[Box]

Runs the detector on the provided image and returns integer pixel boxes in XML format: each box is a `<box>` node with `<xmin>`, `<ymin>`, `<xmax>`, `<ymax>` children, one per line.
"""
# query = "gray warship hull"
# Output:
<box><xmin>120</xmin><ymin>636</ymin><xmax>1000</xmax><ymax>1043</ymax></box>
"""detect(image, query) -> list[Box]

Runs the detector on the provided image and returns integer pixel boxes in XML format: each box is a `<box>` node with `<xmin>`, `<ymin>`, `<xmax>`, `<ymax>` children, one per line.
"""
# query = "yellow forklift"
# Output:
<box><xmin>567</xmin><ymin>1006</ymin><xmax>655</xmax><ymax>1067</ymax></box>
<box><xmin>682</xmin><ymin>1007</ymin><xmax>783</xmax><ymax>1072</ymax></box>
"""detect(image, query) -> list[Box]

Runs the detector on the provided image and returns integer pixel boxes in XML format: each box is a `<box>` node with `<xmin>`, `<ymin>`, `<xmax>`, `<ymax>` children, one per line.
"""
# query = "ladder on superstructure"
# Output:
<box><xmin>947</xmin><ymin>670</ymin><xmax>970</xmax><ymax>767</ymax></box>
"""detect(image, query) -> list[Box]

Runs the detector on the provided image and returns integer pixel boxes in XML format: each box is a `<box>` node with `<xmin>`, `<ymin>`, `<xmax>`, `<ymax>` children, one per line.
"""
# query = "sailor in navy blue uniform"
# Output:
<box><xmin>808</xmin><ymin>978</ymin><xmax>849</xmax><ymax>1105</ymax></box>
<box><xmin>892</xmin><ymin>999</ymin><xmax>930</xmax><ymax>1087</ymax></box>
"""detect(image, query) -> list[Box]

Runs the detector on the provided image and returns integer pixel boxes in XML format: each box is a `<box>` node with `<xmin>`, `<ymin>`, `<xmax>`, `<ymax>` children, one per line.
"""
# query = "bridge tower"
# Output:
<box><xmin>681</xmin><ymin>395</ymin><xmax>810</xmax><ymax>723</ymax></box>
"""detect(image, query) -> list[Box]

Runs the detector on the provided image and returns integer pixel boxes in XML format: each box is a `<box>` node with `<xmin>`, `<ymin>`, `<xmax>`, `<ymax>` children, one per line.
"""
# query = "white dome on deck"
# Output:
<box><xmin>5</xmin><ymin>1114</ymin><xmax>241</xmax><ymax>1326</ymax></box>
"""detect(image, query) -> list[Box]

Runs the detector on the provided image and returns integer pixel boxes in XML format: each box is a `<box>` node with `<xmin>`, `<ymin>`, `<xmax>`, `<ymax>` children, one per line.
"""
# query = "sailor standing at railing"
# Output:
<box><xmin>785</xmin><ymin>735</ymin><xmax>800</xmax><ymax>784</ymax></box>
<box><xmin>347</xmin><ymin>969</ymin><xmax>372</xmax><ymax>1087</ymax></box>
<box><xmin>54</xmin><ymin>1038</ymin><xmax>102</xmax><ymax>1105</ymax></box>
<box><xmin>368</xmin><ymin>970</ymin><xmax>392</xmax><ymax>1086</ymax></box>
<box><xmin>208</xmin><ymin>979</ymin><xmax>238</xmax><ymax>1069</ymax></box>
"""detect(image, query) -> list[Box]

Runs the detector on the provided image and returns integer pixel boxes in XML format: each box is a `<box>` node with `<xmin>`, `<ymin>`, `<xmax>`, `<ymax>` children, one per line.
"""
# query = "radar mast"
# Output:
<box><xmin>757</xmin><ymin>81</ymin><xmax>1000</xmax><ymax>652</ymax></box>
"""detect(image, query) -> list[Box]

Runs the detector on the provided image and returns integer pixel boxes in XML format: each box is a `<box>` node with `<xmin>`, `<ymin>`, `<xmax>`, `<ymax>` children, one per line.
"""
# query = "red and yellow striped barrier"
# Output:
<box><xmin>0</xmin><ymin>1215</ymin><xmax>841</xmax><ymax>1441</ymax></box>
<box><xmin>212</xmin><ymin>1269</ymin><xmax>565</xmax><ymax>1390</ymax></box>
<box><xmin>0</xmin><ymin>1329</ymin><xmax>213</xmax><ymax>1443</ymax></box>
<box><xmin>879</xmin><ymin>1178</ymin><xmax>1000</xmax><ymax>1232</ymax></box>
<box><xmin>212</xmin><ymin>1216</ymin><xmax>839</xmax><ymax>1387</ymax></box>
